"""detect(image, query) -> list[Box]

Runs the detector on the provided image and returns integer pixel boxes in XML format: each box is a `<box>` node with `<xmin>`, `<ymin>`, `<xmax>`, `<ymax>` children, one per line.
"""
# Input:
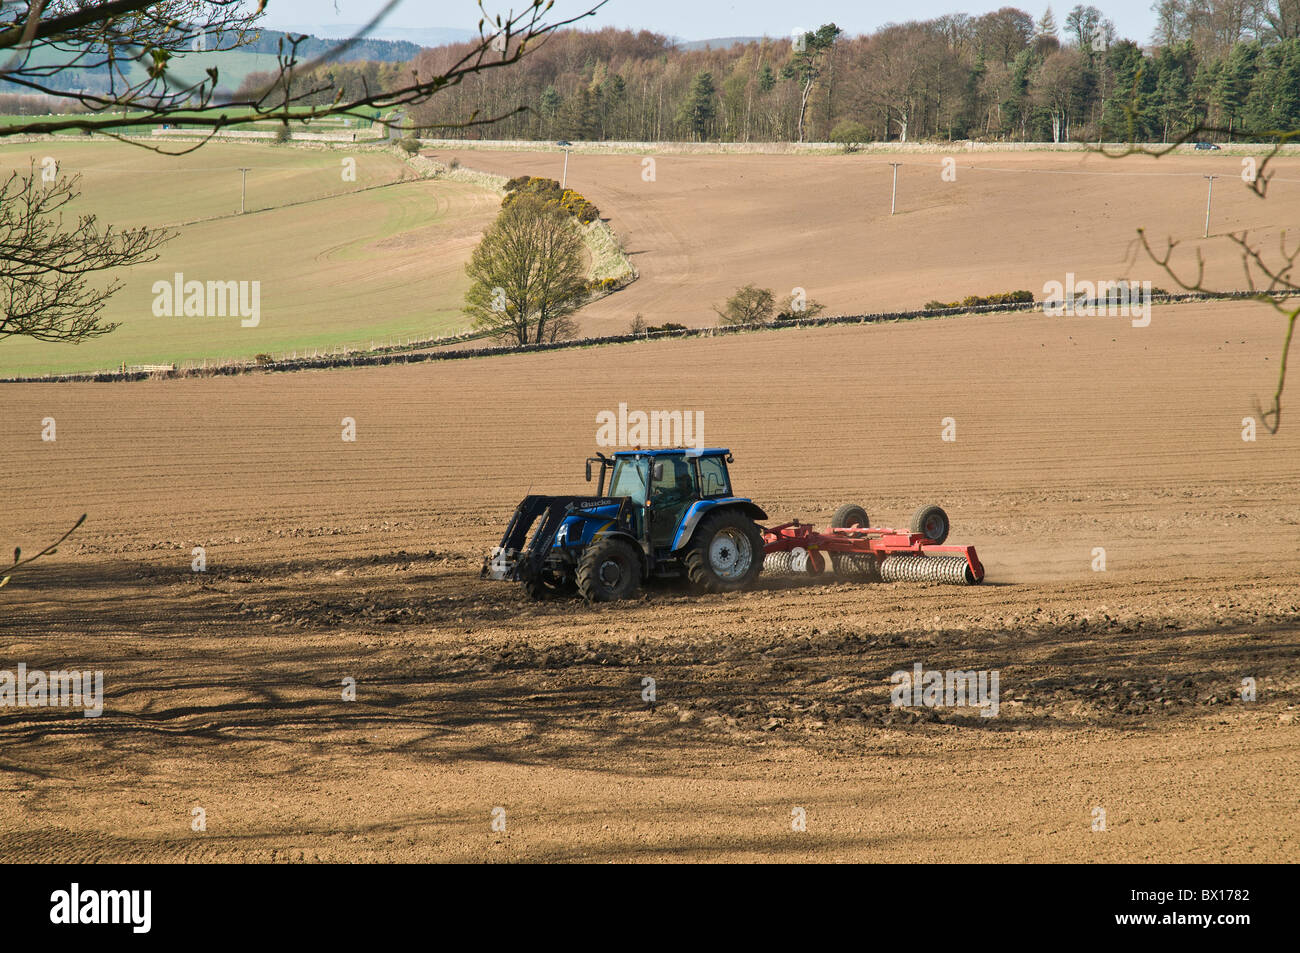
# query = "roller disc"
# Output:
<box><xmin>790</xmin><ymin>547</ymin><xmax>824</xmax><ymax>574</ymax></box>
<box><xmin>831</xmin><ymin>552</ymin><xmax>879</xmax><ymax>581</ymax></box>
<box><xmin>878</xmin><ymin>554</ymin><xmax>977</xmax><ymax>585</ymax></box>
<box><xmin>763</xmin><ymin>551</ymin><xmax>794</xmax><ymax>575</ymax></box>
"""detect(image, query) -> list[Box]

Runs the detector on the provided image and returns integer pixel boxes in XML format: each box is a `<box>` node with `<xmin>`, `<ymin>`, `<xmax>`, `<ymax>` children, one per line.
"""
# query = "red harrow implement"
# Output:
<box><xmin>760</xmin><ymin>503</ymin><xmax>984</xmax><ymax>586</ymax></box>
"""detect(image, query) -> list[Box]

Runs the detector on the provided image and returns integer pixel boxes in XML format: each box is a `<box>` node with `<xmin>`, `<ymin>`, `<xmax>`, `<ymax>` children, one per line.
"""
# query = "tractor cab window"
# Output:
<box><xmin>696</xmin><ymin>456</ymin><xmax>731</xmax><ymax>497</ymax></box>
<box><xmin>607</xmin><ymin>458</ymin><xmax>649</xmax><ymax>505</ymax></box>
<box><xmin>650</xmin><ymin>454</ymin><xmax>697</xmax><ymax>506</ymax></box>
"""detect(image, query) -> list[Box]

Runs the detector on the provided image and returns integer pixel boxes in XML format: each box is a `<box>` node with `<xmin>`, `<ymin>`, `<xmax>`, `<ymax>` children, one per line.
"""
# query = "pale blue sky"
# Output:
<box><xmin>261</xmin><ymin>0</ymin><xmax>1159</xmax><ymax>45</ymax></box>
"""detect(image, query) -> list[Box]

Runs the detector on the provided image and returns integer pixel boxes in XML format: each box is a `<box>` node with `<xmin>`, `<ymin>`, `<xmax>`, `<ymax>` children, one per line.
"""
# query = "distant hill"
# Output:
<box><xmin>8</xmin><ymin>28</ymin><xmax>423</xmax><ymax>97</ymax></box>
<box><xmin>277</xmin><ymin>24</ymin><xmax>478</xmax><ymax>48</ymax></box>
<box><xmin>674</xmin><ymin>36</ymin><xmax>767</xmax><ymax>51</ymax></box>
<box><xmin>242</xmin><ymin>28</ymin><xmax>422</xmax><ymax>62</ymax></box>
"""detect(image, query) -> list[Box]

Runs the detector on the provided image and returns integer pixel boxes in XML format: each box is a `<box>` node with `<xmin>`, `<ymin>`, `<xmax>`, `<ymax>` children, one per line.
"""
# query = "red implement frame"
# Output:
<box><xmin>760</xmin><ymin>521</ymin><xmax>985</xmax><ymax>583</ymax></box>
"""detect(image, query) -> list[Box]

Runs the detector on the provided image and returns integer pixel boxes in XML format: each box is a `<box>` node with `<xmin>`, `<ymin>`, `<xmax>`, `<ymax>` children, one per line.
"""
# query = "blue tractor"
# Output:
<box><xmin>481</xmin><ymin>448</ymin><xmax>769</xmax><ymax>602</ymax></box>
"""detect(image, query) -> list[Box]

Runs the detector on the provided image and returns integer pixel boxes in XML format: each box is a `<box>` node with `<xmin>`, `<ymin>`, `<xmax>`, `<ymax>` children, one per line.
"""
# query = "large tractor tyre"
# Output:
<box><xmin>831</xmin><ymin>503</ymin><xmax>870</xmax><ymax>529</ymax></box>
<box><xmin>576</xmin><ymin>538</ymin><xmax>642</xmax><ymax>603</ymax></box>
<box><xmin>684</xmin><ymin>510</ymin><xmax>766</xmax><ymax>593</ymax></box>
<box><xmin>909</xmin><ymin>504</ymin><xmax>951</xmax><ymax>545</ymax></box>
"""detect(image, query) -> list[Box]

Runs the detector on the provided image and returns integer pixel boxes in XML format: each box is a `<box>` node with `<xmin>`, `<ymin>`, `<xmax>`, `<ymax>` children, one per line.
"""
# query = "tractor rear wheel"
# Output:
<box><xmin>684</xmin><ymin>510</ymin><xmax>765</xmax><ymax>593</ymax></box>
<box><xmin>831</xmin><ymin>503</ymin><xmax>870</xmax><ymax>529</ymax></box>
<box><xmin>909</xmin><ymin>504</ymin><xmax>951</xmax><ymax>544</ymax></box>
<box><xmin>576</xmin><ymin>538</ymin><xmax>642</xmax><ymax>602</ymax></box>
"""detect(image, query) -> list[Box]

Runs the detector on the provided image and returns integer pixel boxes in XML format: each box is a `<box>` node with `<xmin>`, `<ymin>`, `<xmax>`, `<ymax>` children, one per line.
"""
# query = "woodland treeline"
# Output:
<box><xmin>390</xmin><ymin>1</ymin><xmax>1300</xmax><ymax>143</ymax></box>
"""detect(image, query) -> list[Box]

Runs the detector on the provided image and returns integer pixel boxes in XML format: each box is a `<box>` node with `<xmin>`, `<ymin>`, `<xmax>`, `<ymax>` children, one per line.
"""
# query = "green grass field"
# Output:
<box><xmin>0</xmin><ymin>139</ymin><xmax>501</xmax><ymax>376</ymax></box>
<box><xmin>0</xmin><ymin>108</ymin><xmax>388</xmax><ymax>137</ymax></box>
<box><xmin>20</xmin><ymin>45</ymin><xmax>288</xmax><ymax>99</ymax></box>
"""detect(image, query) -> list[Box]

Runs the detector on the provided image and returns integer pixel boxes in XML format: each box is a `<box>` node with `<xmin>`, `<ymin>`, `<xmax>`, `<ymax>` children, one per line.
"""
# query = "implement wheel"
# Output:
<box><xmin>576</xmin><ymin>538</ymin><xmax>641</xmax><ymax>602</ymax></box>
<box><xmin>831</xmin><ymin>503</ymin><xmax>870</xmax><ymax>529</ymax></box>
<box><xmin>909</xmin><ymin>504</ymin><xmax>951</xmax><ymax>544</ymax></box>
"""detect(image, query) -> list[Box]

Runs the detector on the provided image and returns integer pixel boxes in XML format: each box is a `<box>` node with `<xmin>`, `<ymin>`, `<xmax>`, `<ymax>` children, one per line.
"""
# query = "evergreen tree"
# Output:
<box><xmin>1101</xmin><ymin>40</ymin><xmax>1155</xmax><ymax>139</ymax></box>
<box><xmin>1153</xmin><ymin>45</ymin><xmax>1192</xmax><ymax>141</ymax></box>
<box><xmin>559</xmin><ymin>84</ymin><xmax>598</xmax><ymax>140</ymax></box>
<box><xmin>781</xmin><ymin>23</ymin><xmax>842</xmax><ymax>142</ymax></box>
<box><xmin>1037</xmin><ymin>7</ymin><xmax>1059</xmax><ymax>39</ymax></box>
<box><xmin>539</xmin><ymin>85</ymin><xmax>562</xmax><ymax>138</ymax></box>
<box><xmin>1213</xmin><ymin>42</ymin><xmax>1260</xmax><ymax>138</ymax></box>
<box><xmin>675</xmin><ymin>70</ymin><xmax>717</xmax><ymax>140</ymax></box>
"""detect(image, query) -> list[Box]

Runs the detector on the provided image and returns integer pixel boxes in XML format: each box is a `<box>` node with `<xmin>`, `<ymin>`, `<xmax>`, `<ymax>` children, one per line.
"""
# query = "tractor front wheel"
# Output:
<box><xmin>684</xmin><ymin>510</ymin><xmax>765</xmax><ymax>593</ymax></box>
<box><xmin>522</xmin><ymin>569</ymin><xmax>570</xmax><ymax>601</ymax></box>
<box><xmin>576</xmin><ymin>538</ymin><xmax>642</xmax><ymax>602</ymax></box>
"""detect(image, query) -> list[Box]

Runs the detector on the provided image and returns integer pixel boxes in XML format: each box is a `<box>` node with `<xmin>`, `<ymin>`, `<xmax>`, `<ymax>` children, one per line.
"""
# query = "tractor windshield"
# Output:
<box><xmin>607</xmin><ymin>458</ymin><xmax>649</xmax><ymax>505</ymax></box>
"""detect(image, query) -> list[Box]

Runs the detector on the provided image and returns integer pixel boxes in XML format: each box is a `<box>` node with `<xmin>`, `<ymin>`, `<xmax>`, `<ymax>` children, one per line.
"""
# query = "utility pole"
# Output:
<box><xmin>562</xmin><ymin>148</ymin><xmax>570</xmax><ymax>189</ymax></box>
<box><xmin>889</xmin><ymin>162</ymin><xmax>902</xmax><ymax>215</ymax></box>
<box><xmin>1203</xmin><ymin>174</ymin><xmax>1218</xmax><ymax>238</ymax></box>
<box><xmin>238</xmin><ymin>167</ymin><xmax>251</xmax><ymax>214</ymax></box>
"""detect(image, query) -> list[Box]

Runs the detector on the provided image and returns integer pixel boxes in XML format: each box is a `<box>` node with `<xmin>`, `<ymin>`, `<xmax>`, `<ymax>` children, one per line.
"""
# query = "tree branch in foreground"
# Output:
<box><xmin>1</xmin><ymin>513</ymin><xmax>87</xmax><ymax>589</ymax></box>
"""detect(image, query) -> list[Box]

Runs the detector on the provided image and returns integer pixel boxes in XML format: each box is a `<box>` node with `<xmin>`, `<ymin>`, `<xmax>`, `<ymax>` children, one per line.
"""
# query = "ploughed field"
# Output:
<box><xmin>1</xmin><ymin>302</ymin><xmax>1298</xmax><ymax>861</ymax></box>
<box><xmin>439</xmin><ymin>147</ymin><xmax>1300</xmax><ymax>334</ymax></box>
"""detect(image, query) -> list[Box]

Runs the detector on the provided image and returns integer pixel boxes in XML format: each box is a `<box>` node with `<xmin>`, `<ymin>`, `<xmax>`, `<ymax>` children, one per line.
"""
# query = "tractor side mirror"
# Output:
<box><xmin>651</xmin><ymin>462</ymin><xmax>664</xmax><ymax>482</ymax></box>
<box><xmin>585</xmin><ymin>459</ymin><xmax>592</xmax><ymax>482</ymax></box>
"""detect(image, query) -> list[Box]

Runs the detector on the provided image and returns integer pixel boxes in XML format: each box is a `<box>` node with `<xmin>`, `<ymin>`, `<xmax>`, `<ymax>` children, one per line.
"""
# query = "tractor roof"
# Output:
<box><xmin>611</xmin><ymin>448</ymin><xmax>730</xmax><ymax>458</ymax></box>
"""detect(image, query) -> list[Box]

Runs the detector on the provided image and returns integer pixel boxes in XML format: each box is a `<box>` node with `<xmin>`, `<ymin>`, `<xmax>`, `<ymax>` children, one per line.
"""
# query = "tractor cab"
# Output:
<box><xmin>484</xmin><ymin>447</ymin><xmax>767</xmax><ymax>601</ymax></box>
<box><xmin>591</xmin><ymin>449</ymin><xmax>740</xmax><ymax>552</ymax></box>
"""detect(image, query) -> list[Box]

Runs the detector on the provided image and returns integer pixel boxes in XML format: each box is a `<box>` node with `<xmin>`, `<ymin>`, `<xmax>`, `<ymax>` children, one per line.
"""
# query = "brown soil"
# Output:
<box><xmin>437</xmin><ymin>148</ymin><xmax>1300</xmax><ymax>335</ymax></box>
<box><xmin>2</xmin><ymin>300</ymin><xmax>1297</xmax><ymax>861</ymax></box>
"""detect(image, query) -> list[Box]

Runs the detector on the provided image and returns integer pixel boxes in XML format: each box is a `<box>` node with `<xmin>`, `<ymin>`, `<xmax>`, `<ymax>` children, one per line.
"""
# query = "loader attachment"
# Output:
<box><xmin>481</xmin><ymin>494</ymin><xmax>627</xmax><ymax>583</ymax></box>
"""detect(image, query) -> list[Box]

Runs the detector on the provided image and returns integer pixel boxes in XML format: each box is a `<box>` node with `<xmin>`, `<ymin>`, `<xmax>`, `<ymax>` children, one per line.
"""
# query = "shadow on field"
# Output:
<box><xmin>0</xmin><ymin>795</ymin><xmax>888</xmax><ymax>862</ymax></box>
<box><xmin>2</xmin><ymin>555</ymin><xmax>1297</xmax><ymax>780</ymax></box>
<box><xmin>1</xmin><ymin>619</ymin><xmax>1295</xmax><ymax>781</ymax></box>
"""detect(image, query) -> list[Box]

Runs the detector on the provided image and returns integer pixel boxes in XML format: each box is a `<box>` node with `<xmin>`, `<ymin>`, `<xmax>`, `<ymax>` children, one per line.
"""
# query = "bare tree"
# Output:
<box><xmin>0</xmin><ymin>2</ymin><xmax>604</xmax><ymax>345</ymax></box>
<box><xmin>1</xmin><ymin>514</ymin><xmax>86</xmax><ymax>588</ymax></box>
<box><xmin>464</xmin><ymin>193</ymin><xmax>588</xmax><ymax>345</ymax></box>
<box><xmin>714</xmin><ymin>285</ymin><xmax>775</xmax><ymax>324</ymax></box>
<box><xmin>0</xmin><ymin>2</ymin><xmax>607</xmax><ymax>147</ymax></box>
<box><xmin>0</xmin><ymin>164</ymin><xmax>170</xmax><ymax>343</ymax></box>
<box><xmin>1033</xmin><ymin>48</ymin><xmax>1085</xmax><ymax>142</ymax></box>
<box><xmin>1262</xmin><ymin>0</ymin><xmax>1300</xmax><ymax>38</ymax></box>
<box><xmin>1101</xmin><ymin>116</ymin><xmax>1299</xmax><ymax>431</ymax></box>
<box><xmin>1135</xmin><ymin>226</ymin><xmax>1297</xmax><ymax>433</ymax></box>
<box><xmin>974</xmin><ymin>7</ymin><xmax>1035</xmax><ymax>64</ymax></box>
<box><xmin>858</xmin><ymin>23</ymin><xmax>929</xmax><ymax>143</ymax></box>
